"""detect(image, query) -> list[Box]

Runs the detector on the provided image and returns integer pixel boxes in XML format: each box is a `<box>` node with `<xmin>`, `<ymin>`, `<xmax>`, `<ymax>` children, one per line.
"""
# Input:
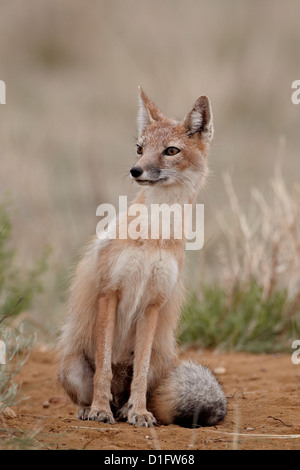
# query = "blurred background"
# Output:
<box><xmin>0</xmin><ymin>0</ymin><xmax>299</xmax><ymax>336</ymax></box>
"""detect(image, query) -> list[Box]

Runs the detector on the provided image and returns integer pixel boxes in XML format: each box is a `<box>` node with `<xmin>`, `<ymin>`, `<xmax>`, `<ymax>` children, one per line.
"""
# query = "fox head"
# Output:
<box><xmin>130</xmin><ymin>87</ymin><xmax>213</xmax><ymax>191</ymax></box>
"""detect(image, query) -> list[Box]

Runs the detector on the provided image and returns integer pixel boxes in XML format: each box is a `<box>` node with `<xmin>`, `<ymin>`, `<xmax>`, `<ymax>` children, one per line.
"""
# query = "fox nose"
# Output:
<box><xmin>130</xmin><ymin>166</ymin><xmax>143</xmax><ymax>178</ymax></box>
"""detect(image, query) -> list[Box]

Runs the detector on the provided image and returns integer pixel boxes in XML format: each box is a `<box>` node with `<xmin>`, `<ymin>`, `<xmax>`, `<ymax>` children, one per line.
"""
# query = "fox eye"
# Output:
<box><xmin>136</xmin><ymin>144</ymin><xmax>143</xmax><ymax>155</ymax></box>
<box><xmin>163</xmin><ymin>147</ymin><xmax>180</xmax><ymax>156</ymax></box>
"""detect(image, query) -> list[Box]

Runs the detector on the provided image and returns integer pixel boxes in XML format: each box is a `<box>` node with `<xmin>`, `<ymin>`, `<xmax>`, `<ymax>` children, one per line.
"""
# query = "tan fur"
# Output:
<box><xmin>58</xmin><ymin>89</ymin><xmax>214</xmax><ymax>427</ymax></box>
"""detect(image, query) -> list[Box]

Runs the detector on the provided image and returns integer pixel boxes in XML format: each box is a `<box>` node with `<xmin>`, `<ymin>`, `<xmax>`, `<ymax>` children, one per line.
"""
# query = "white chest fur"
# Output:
<box><xmin>111</xmin><ymin>245</ymin><xmax>178</xmax><ymax>309</ymax></box>
<box><xmin>109</xmin><ymin>245</ymin><xmax>179</xmax><ymax>363</ymax></box>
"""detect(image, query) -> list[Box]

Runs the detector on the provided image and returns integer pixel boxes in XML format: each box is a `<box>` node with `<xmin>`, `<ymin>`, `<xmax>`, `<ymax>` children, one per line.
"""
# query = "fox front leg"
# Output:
<box><xmin>88</xmin><ymin>294</ymin><xmax>117</xmax><ymax>424</ymax></box>
<box><xmin>119</xmin><ymin>304</ymin><xmax>159</xmax><ymax>427</ymax></box>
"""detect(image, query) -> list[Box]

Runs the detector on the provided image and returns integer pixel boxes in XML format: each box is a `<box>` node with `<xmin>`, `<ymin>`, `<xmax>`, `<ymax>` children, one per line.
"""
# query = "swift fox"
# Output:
<box><xmin>58</xmin><ymin>88</ymin><xmax>227</xmax><ymax>427</ymax></box>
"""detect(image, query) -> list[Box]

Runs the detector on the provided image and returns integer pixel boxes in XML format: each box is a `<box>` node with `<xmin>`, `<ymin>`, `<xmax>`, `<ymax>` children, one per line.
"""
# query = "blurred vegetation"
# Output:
<box><xmin>180</xmin><ymin>169</ymin><xmax>300</xmax><ymax>352</ymax></box>
<box><xmin>0</xmin><ymin>203</ymin><xmax>49</xmax><ymax>430</ymax></box>
<box><xmin>0</xmin><ymin>325</ymin><xmax>34</xmax><ymax>412</ymax></box>
<box><xmin>179</xmin><ymin>282</ymin><xmax>299</xmax><ymax>353</ymax></box>
<box><xmin>0</xmin><ymin>203</ymin><xmax>50</xmax><ymax>322</ymax></box>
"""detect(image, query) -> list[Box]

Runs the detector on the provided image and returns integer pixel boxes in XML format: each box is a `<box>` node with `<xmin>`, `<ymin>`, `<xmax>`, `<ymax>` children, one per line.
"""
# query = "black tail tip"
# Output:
<box><xmin>174</xmin><ymin>400</ymin><xmax>227</xmax><ymax>428</ymax></box>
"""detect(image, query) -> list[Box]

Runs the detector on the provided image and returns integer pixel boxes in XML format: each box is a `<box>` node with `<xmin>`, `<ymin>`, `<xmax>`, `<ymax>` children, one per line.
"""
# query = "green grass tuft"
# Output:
<box><xmin>179</xmin><ymin>281</ymin><xmax>300</xmax><ymax>353</ymax></box>
<box><xmin>0</xmin><ymin>202</ymin><xmax>51</xmax><ymax>321</ymax></box>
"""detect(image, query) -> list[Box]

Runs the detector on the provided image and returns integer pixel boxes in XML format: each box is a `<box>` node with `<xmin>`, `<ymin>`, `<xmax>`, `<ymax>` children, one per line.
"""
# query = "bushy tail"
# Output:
<box><xmin>150</xmin><ymin>361</ymin><xmax>227</xmax><ymax>427</ymax></box>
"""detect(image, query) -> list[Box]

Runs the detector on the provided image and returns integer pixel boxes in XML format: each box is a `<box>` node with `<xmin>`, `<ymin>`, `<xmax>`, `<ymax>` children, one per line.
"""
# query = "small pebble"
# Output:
<box><xmin>1</xmin><ymin>407</ymin><xmax>17</xmax><ymax>419</ymax></box>
<box><xmin>213</xmin><ymin>367</ymin><xmax>226</xmax><ymax>375</ymax></box>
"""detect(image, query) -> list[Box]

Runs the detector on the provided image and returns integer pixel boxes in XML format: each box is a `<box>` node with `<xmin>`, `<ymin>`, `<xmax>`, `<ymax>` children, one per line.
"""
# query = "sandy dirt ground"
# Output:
<box><xmin>1</xmin><ymin>346</ymin><xmax>300</xmax><ymax>450</ymax></box>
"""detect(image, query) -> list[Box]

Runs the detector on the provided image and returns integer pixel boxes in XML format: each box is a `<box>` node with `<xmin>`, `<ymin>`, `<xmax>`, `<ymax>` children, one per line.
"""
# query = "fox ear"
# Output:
<box><xmin>137</xmin><ymin>87</ymin><xmax>164</xmax><ymax>136</ymax></box>
<box><xmin>183</xmin><ymin>96</ymin><xmax>214</xmax><ymax>141</ymax></box>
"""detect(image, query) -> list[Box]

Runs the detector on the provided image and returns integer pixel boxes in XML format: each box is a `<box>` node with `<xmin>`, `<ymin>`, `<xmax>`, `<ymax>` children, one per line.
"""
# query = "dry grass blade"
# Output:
<box><xmin>209</xmin><ymin>430</ymin><xmax>300</xmax><ymax>440</ymax></box>
<box><xmin>218</xmin><ymin>167</ymin><xmax>300</xmax><ymax>302</ymax></box>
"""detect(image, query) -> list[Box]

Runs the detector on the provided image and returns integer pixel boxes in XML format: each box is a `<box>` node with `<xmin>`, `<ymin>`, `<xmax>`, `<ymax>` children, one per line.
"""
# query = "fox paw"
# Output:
<box><xmin>116</xmin><ymin>403</ymin><xmax>131</xmax><ymax>421</ymax></box>
<box><xmin>117</xmin><ymin>402</ymin><xmax>157</xmax><ymax>427</ymax></box>
<box><xmin>88</xmin><ymin>408</ymin><xmax>115</xmax><ymax>424</ymax></box>
<box><xmin>78</xmin><ymin>406</ymin><xmax>90</xmax><ymax>420</ymax></box>
<box><xmin>128</xmin><ymin>410</ymin><xmax>157</xmax><ymax>428</ymax></box>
